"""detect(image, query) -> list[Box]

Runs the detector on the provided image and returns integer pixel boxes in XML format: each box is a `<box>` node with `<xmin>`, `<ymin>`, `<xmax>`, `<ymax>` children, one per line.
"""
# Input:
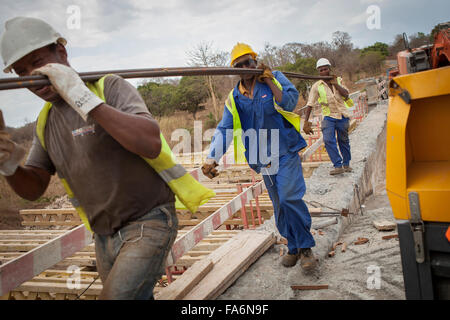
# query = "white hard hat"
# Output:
<box><xmin>0</xmin><ymin>17</ymin><xmax>67</xmax><ymax>73</ymax></box>
<box><xmin>316</xmin><ymin>58</ymin><xmax>331</xmax><ymax>69</ymax></box>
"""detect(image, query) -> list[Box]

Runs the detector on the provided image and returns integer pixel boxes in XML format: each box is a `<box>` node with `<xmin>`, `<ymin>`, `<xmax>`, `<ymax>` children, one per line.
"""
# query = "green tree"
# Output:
<box><xmin>280</xmin><ymin>57</ymin><xmax>317</xmax><ymax>100</ymax></box>
<box><xmin>361</xmin><ymin>42</ymin><xmax>389</xmax><ymax>58</ymax></box>
<box><xmin>137</xmin><ymin>81</ymin><xmax>178</xmax><ymax>118</ymax></box>
<box><xmin>173</xmin><ymin>76</ymin><xmax>209</xmax><ymax>120</ymax></box>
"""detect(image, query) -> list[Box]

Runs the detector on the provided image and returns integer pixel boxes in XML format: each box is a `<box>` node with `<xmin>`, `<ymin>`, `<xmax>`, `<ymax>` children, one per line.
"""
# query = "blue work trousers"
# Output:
<box><xmin>262</xmin><ymin>152</ymin><xmax>315</xmax><ymax>254</ymax></box>
<box><xmin>321</xmin><ymin>116</ymin><xmax>351</xmax><ymax>168</ymax></box>
<box><xmin>94</xmin><ymin>203</ymin><xmax>178</xmax><ymax>300</ymax></box>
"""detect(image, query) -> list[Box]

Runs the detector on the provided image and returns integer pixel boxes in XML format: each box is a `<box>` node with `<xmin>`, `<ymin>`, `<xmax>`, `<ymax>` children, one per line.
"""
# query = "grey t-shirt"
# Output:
<box><xmin>26</xmin><ymin>75</ymin><xmax>175</xmax><ymax>235</ymax></box>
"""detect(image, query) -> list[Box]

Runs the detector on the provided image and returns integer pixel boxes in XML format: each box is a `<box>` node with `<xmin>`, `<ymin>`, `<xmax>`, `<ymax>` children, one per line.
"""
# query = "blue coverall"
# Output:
<box><xmin>208</xmin><ymin>71</ymin><xmax>316</xmax><ymax>253</ymax></box>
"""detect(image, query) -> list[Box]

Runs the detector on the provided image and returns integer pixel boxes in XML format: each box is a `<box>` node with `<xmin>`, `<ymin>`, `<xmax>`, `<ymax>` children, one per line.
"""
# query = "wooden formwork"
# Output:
<box><xmin>3</xmin><ymin>155</ymin><xmax>336</xmax><ymax>300</ymax></box>
<box><xmin>0</xmin><ymin>229</ymin><xmax>241</xmax><ymax>300</ymax></box>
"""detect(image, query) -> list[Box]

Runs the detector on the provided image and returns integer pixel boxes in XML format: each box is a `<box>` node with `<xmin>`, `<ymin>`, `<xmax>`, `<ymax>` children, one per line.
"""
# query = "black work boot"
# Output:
<box><xmin>299</xmin><ymin>248</ymin><xmax>317</xmax><ymax>271</ymax></box>
<box><xmin>282</xmin><ymin>251</ymin><xmax>299</xmax><ymax>267</ymax></box>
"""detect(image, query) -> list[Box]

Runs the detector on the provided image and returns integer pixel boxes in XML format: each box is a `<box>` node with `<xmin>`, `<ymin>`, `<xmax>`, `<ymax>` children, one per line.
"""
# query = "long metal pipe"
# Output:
<box><xmin>0</xmin><ymin>67</ymin><xmax>331</xmax><ymax>91</ymax></box>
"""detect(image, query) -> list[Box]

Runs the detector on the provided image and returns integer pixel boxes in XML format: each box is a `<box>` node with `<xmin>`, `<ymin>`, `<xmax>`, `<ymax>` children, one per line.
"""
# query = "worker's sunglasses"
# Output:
<box><xmin>234</xmin><ymin>59</ymin><xmax>256</xmax><ymax>68</ymax></box>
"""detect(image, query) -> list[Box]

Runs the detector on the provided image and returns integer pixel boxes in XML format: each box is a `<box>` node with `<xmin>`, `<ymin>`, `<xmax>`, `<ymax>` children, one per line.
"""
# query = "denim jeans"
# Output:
<box><xmin>94</xmin><ymin>202</ymin><xmax>178</xmax><ymax>300</ymax></box>
<box><xmin>321</xmin><ymin>116</ymin><xmax>351</xmax><ymax>168</ymax></box>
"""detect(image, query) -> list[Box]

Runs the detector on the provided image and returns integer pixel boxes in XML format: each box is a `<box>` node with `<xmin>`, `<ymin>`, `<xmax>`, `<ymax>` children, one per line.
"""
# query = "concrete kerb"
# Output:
<box><xmin>303</xmin><ymin>100</ymin><xmax>388</xmax><ymax>262</ymax></box>
<box><xmin>218</xmin><ymin>101</ymin><xmax>388</xmax><ymax>300</ymax></box>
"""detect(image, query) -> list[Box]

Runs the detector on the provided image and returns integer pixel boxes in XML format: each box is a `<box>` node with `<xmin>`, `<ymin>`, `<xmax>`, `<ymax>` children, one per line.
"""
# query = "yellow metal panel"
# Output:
<box><xmin>407</xmin><ymin>161</ymin><xmax>450</xmax><ymax>222</ymax></box>
<box><xmin>386</xmin><ymin>95</ymin><xmax>410</xmax><ymax>196</ymax></box>
<box><xmin>387</xmin><ymin>66</ymin><xmax>450</xmax><ymax>223</ymax></box>
<box><xmin>393</xmin><ymin>66</ymin><xmax>450</xmax><ymax>99</ymax></box>
<box><xmin>406</xmin><ymin>95</ymin><xmax>450</xmax><ymax>161</ymax></box>
<box><xmin>387</xmin><ymin>190</ymin><xmax>409</xmax><ymax>220</ymax></box>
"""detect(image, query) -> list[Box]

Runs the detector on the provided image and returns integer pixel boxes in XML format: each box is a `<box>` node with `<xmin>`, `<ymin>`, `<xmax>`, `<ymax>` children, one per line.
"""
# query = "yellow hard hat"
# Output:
<box><xmin>230</xmin><ymin>42</ymin><xmax>257</xmax><ymax>66</ymax></box>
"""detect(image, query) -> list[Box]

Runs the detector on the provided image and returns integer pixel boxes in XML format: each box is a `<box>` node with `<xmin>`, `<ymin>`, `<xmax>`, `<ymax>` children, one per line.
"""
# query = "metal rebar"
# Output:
<box><xmin>0</xmin><ymin>67</ymin><xmax>332</xmax><ymax>91</ymax></box>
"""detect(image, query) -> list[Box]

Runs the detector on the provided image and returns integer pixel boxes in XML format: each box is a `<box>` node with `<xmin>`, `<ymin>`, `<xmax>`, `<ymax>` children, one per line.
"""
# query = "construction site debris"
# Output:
<box><xmin>332</xmin><ymin>241</ymin><xmax>343</xmax><ymax>250</ymax></box>
<box><xmin>382</xmin><ymin>234</ymin><xmax>399</xmax><ymax>240</ymax></box>
<box><xmin>341</xmin><ymin>242</ymin><xmax>348</xmax><ymax>252</ymax></box>
<box><xmin>354</xmin><ymin>237</ymin><xmax>369</xmax><ymax>245</ymax></box>
<box><xmin>312</xmin><ymin>217</ymin><xmax>338</xmax><ymax>230</ymax></box>
<box><xmin>291</xmin><ymin>285</ymin><xmax>329</xmax><ymax>291</ymax></box>
<box><xmin>373</xmin><ymin>219</ymin><xmax>396</xmax><ymax>231</ymax></box>
<box><xmin>328</xmin><ymin>251</ymin><xmax>335</xmax><ymax>257</ymax></box>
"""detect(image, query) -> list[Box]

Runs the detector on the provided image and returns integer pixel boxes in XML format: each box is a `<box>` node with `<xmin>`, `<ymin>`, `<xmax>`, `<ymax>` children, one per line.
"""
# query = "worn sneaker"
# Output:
<box><xmin>299</xmin><ymin>248</ymin><xmax>317</xmax><ymax>271</ymax></box>
<box><xmin>329</xmin><ymin>167</ymin><xmax>345</xmax><ymax>175</ymax></box>
<box><xmin>344</xmin><ymin>165</ymin><xmax>353</xmax><ymax>172</ymax></box>
<box><xmin>282</xmin><ymin>252</ymin><xmax>299</xmax><ymax>267</ymax></box>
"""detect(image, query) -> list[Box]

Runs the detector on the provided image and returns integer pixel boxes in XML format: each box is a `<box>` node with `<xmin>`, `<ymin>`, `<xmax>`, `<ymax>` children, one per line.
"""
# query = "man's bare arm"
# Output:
<box><xmin>89</xmin><ymin>106</ymin><xmax>162</xmax><ymax>159</ymax></box>
<box><xmin>6</xmin><ymin>166</ymin><xmax>51</xmax><ymax>201</ymax></box>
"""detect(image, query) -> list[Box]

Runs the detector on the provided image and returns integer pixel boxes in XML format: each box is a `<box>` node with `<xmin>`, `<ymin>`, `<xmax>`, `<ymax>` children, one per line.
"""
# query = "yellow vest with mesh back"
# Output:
<box><xmin>225</xmin><ymin>77</ymin><xmax>301</xmax><ymax>163</ymax></box>
<box><xmin>36</xmin><ymin>75</ymin><xmax>215</xmax><ymax>232</ymax></box>
<box><xmin>317</xmin><ymin>77</ymin><xmax>354</xmax><ymax>117</ymax></box>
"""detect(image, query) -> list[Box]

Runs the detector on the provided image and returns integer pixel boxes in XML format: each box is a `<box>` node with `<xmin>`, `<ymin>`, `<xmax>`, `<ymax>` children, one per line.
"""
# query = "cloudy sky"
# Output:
<box><xmin>0</xmin><ymin>0</ymin><xmax>448</xmax><ymax>127</ymax></box>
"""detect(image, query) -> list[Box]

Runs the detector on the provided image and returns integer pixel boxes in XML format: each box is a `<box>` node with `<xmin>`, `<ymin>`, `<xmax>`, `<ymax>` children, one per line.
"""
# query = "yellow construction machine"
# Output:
<box><xmin>386</xmin><ymin>23</ymin><xmax>450</xmax><ymax>299</ymax></box>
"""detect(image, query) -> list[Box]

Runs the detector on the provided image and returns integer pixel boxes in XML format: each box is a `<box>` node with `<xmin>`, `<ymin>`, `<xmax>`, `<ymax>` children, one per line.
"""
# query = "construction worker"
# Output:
<box><xmin>303</xmin><ymin>58</ymin><xmax>353</xmax><ymax>175</ymax></box>
<box><xmin>0</xmin><ymin>17</ymin><xmax>214</xmax><ymax>299</ymax></box>
<box><xmin>201</xmin><ymin>43</ymin><xmax>317</xmax><ymax>271</ymax></box>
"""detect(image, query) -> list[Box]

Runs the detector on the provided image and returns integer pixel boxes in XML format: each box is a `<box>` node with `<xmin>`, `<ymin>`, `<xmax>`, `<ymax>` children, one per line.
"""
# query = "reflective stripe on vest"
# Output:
<box><xmin>36</xmin><ymin>75</ymin><xmax>215</xmax><ymax>232</ymax></box>
<box><xmin>317</xmin><ymin>77</ymin><xmax>354</xmax><ymax>117</ymax></box>
<box><xmin>225</xmin><ymin>77</ymin><xmax>301</xmax><ymax>163</ymax></box>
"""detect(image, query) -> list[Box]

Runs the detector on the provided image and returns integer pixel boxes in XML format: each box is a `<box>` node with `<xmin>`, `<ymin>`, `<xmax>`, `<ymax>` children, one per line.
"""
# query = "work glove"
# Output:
<box><xmin>32</xmin><ymin>63</ymin><xmax>104</xmax><ymax>122</ymax></box>
<box><xmin>257</xmin><ymin>63</ymin><xmax>274</xmax><ymax>82</ymax></box>
<box><xmin>0</xmin><ymin>110</ymin><xmax>26</xmax><ymax>176</ymax></box>
<box><xmin>201</xmin><ymin>158</ymin><xmax>219</xmax><ymax>179</ymax></box>
<box><xmin>303</xmin><ymin>120</ymin><xmax>314</xmax><ymax>135</ymax></box>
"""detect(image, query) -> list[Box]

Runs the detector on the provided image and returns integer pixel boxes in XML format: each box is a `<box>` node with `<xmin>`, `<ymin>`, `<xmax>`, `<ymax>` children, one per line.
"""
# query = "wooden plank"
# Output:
<box><xmin>207</xmin><ymin>236</ymin><xmax>274</xmax><ymax>300</ymax></box>
<box><xmin>20</xmin><ymin>209</ymin><xmax>77</xmax><ymax>215</ymax></box>
<box><xmin>174</xmin><ymin>256</ymin><xmax>204</xmax><ymax>267</ymax></box>
<box><xmin>15</xmin><ymin>281</ymin><xmax>103</xmax><ymax>295</ymax></box>
<box><xmin>156</xmin><ymin>259</ymin><xmax>214</xmax><ymax>300</ymax></box>
<box><xmin>183</xmin><ymin>231</ymin><xmax>275</xmax><ymax>300</ymax></box>
<box><xmin>291</xmin><ymin>285</ymin><xmax>329</xmax><ymax>290</ymax></box>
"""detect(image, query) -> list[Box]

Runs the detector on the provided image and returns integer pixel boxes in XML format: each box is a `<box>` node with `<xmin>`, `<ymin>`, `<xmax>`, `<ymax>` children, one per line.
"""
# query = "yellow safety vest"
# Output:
<box><xmin>225</xmin><ymin>77</ymin><xmax>301</xmax><ymax>163</ymax></box>
<box><xmin>36</xmin><ymin>75</ymin><xmax>215</xmax><ymax>232</ymax></box>
<box><xmin>317</xmin><ymin>77</ymin><xmax>354</xmax><ymax>117</ymax></box>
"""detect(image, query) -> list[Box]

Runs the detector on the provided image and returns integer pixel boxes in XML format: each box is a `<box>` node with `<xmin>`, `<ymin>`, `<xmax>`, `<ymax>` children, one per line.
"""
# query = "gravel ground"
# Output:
<box><xmin>218</xmin><ymin>190</ymin><xmax>405</xmax><ymax>300</ymax></box>
<box><xmin>291</xmin><ymin>191</ymin><xmax>405</xmax><ymax>300</ymax></box>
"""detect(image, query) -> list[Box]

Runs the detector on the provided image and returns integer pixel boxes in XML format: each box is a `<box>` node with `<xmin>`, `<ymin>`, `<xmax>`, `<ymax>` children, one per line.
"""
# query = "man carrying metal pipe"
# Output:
<box><xmin>0</xmin><ymin>17</ymin><xmax>214</xmax><ymax>299</ymax></box>
<box><xmin>201</xmin><ymin>43</ymin><xmax>317</xmax><ymax>271</ymax></box>
<box><xmin>303</xmin><ymin>58</ymin><xmax>354</xmax><ymax>175</ymax></box>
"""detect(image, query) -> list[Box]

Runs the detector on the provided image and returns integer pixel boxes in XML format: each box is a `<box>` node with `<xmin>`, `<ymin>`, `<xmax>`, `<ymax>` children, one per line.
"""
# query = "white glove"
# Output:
<box><xmin>0</xmin><ymin>111</ymin><xmax>26</xmax><ymax>176</ymax></box>
<box><xmin>32</xmin><ymin>63</ymin><xmax>104</xmax><ymax>121</ymax></box>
